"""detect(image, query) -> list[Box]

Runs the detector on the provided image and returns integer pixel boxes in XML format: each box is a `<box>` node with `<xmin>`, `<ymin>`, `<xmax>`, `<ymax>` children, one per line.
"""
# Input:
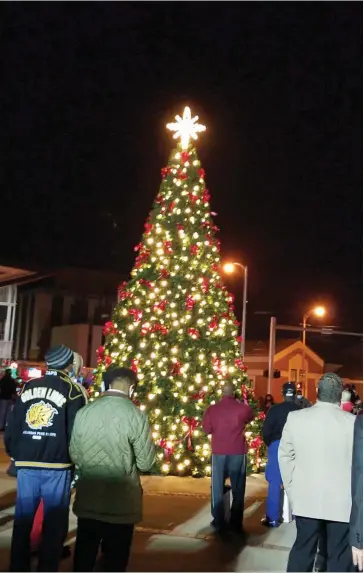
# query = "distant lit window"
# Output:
<box><xmin>290</xmin><ymin>369</ymin><xmax>297</xmax><ymax>382</ymax></box>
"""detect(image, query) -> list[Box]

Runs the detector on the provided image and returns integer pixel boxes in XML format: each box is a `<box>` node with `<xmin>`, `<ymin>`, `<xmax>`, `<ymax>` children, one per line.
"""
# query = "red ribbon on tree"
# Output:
<box><xmin>161</xmin><ymin>167</ymin><xmax>171</xmax><ymax>178</ymax></box>
<box><xmin>170</xmin><ymin>361</ymin><xmax>181</xmax><ymax>376</ymax></box>
<box><xmin>168</xmin><ymin>201</ymin><xmax>176</xmax><ymax>213</ymax></box>
<box><xmin>153</xmin><ymin>300</ymin><xmax>168</xmax><ymax>312</ymax></box>
<box><xmin>180</xmin><ymin>151</ymin><xmax>190</xmax><ymax>163</ymax></box>
<box><xmin>209</xmin><ymin>316</ymin><xmax>219</xmax><ymax>330</ymax></box>
<box><xmin>118</xmin><ymin>281</ymin><xmax>130</xmax><ymax>301</ymax></box>
<box><xmin>135</xmin><ymin>250</ymin><xmax>150</xmax><ymax>268</ymax></box>
<box><xmin>190</xmin><ymin>244</ymin><xmax>199</xmax><ymax>256</ymax></box>
<box><xmin>144</xmin><ymin>222</ymin><xmax>153</xmax><ymax>234</ymax></box>
<box><xmin>177</xmin><ymin>170</ymin><xmax>188</xmax><ymax>180</ymax></box>
<box><xmin>139</xmin><ymin>278</ymin><xmax>153</xmax><ymax>288</ymax></box>
<box><xmin>203</xmin><ymin>189</ymin><xmax>211</xmax><ymax>203</ymax></box>
<box><xmin>241</xmin><ymin>384</ymin><xmax>249</xmax><ymax>405</ymax></box>
<box><xmin>258</xmin><ymin>411</ymin><xmax>266</xmax><ymax>420</ymax></box>
<box><xmin>192</xmin><ymin>390</ymin><xmax>206</xmax><ymax>401</ymax></box>
<box><xmin>96</xmin><ymin>346</ymin><xmax>105</xmax><ymax>364</ymax></box>
<box><xmin>134</xmin><ymin>242</ymin><xmax>143</xmax><ymax>252</ymax></box>
<box><xmin>181</xmin><ymin>416</ymin><xmax>200</xmax><ymax>450</ymax></box>
<box><xmin>103</xmin><ymin>321</ymin><xmax>117</xmax><ymax>337</ymax></box>
<box><xmin>177</xmin><ymin>223</ymin><xmax>184</xmax><ymax>232</ymax></box>
<box><xmin>198</xmin><ymin>168</ymin><xmax>205</xmax><ymax>179</ymax></box>
<box><xmin>158</xmin><ymin>269</ymin><xmax>170</xmax><ymax>279</ymax></box>
<box><xmin>131</xmin><ymin>359</ymin><xmax>138</xmax><ymax>373</ymax></box>
<box><xmin>188</xmin><ymin>192</ymin><xmax>199</xmax><ymax>204</ymax></box>
<box><xmin>151</xmin><ymin>323</ymin><xmax>168</xmax><ymax>335</ymax></box>
<box><xmin>104</xmin><ymin>355</ymin><xmax>112</xmax><ymax>367</ymax></box>
<box><xmin>251</xmin><ymin>436</ymin><xmax>263</xmax><ymax>450</ymax></box>
<box><xmin>185</xmin><ymin>295</ymin><xmax>195</xmax><ymax>310</ymax></box>
<box><xmin>159</xmin><ymin>439</ymin><xmax>174</xmax><ymax>461</ymax></box>
<box><xmin>164</xmin><ymin>241</ymin><xmax>173</xmax><ymax>254</ymax></box>
<box><xmin>129</xmin><ymin>308</ymin><xmax>143</xmax><ymax>322</ymax></box>
<box><xmin>201</xmin><ymin>277</ymin><xmax>209</xmax><ymax>293</ymax></box>
<box><xmin>188</xmin><ymin>327</ymin><xmax>200</xmax><ymax>339</ymax></box>
<box><xmin>155</xmin><ymin>194</ymin><xmax>164</xmax><ymax>204</ymax></box>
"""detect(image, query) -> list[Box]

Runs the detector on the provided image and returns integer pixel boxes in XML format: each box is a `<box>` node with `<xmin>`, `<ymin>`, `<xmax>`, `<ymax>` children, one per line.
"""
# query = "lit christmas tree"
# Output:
<box><xmin>94</xmin><ymin>106</ymin><xmax>266</xmax><ymax>476</ymax></box>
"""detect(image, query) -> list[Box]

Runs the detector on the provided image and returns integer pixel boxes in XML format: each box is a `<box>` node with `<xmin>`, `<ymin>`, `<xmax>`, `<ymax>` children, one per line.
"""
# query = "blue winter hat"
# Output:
<box><xmin>45</xmin><ymin>345</ymin><xmax>74</xmax><ymax>370</ymax></box>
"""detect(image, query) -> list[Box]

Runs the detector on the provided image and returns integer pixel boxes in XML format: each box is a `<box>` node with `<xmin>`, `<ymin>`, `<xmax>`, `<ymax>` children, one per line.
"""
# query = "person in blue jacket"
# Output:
<box><xmin>261</xmin><ymin>382</ymin><xmax>300</xmax><ymax>527</ymax></box>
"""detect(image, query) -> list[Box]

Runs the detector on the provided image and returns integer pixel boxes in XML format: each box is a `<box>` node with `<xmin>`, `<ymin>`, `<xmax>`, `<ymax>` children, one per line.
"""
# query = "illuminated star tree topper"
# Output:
<box><xmin>166</xmin><ymin>106</ymin><xmax>206</xmax><ymax>150</ymax></box>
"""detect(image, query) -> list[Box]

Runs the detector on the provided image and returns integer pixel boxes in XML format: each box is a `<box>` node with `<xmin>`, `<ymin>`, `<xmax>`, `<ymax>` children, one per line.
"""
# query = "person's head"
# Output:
<box><xmin>103</xmin><ymin>367</ymin><xmax>138</xmax><ymax>398</ymax></box>
<box><xmin>265</xmin><ymin>394</ymin><xmax>274</xmax><ymax>404</ymax></box>
<box><xmin>44</xmin><ymin>345</ymin><xmax>74</xmax><ymax>374</ymax></box>
<box><xmin>282</xmin><ymin>382</ymin><xmax>296</xmax><ymax>401</ymax></box>
<box><xmin>296</xmin><ymin>389</ymin><xmax>303</xmax><ymax>400</ymax></box>
<box><xmin>72</xmin><ymin>352</ymin><xmax>84</xmax><ymax>378</ymax></box>
<box><xmin>317</xmin><ymin>373</ymin><xmax>343</xmax><ymax>405</ymax></box>
<box><xmin>4</xmin><ymin>368</ymin><xmax>11</xmax><ymax>376</ymax></box>
<box><xmin>222</xmin><ymin>381</ymin><xmax>235</xmax><ymax>398</ymax></box>
<box><xmin>341</xmin><ymin>389</ymin><xmax>352</xmax><ymax>403</ymax></box>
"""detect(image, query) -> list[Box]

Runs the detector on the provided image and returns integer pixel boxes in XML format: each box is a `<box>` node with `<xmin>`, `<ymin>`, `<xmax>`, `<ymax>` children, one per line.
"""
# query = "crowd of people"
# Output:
<box><xmin>0</xmin><ymin>346</ymin><xmax>362</xmax><ymax>572</ymax></box>
<box><xmin>202</xmin><ymin>375</ymin><xmax>362</xmax><ymax>573</ymax></box>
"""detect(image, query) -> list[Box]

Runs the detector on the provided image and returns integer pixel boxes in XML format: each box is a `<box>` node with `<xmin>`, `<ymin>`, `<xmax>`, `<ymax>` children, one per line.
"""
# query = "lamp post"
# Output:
<box><xmin>223</xmin><ymin>262</ymin><xmax>248</xmax><ymax>361</ymax></box>
<box><xmin>301</xmin><ymin>306</ymin><xmax>326</xmax><ymax>393</ymax></box>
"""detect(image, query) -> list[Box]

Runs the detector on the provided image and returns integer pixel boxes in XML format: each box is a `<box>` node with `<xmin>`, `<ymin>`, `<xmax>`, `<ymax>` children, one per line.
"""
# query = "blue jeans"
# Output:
<box><xmin>265</xmin><ymin>440</ymin><xmax>283</xmax><ymax>523</ymax></box>
<box><xmin>211</xmin><ymin>454</ymin><xmax>247</xmax><ymax>530</ymax></box>
<box><xmin>10</xmin><ymin>468</ymin><xmax>72</xmax><ymax>572</ymax></box>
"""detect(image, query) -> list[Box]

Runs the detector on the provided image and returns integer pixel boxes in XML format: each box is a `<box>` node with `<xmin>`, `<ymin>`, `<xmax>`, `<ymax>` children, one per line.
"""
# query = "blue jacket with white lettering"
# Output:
<box><xmin>5</xmin><ymin>370</ymin><xmax>87</xmax><ymax>470</ymax></box>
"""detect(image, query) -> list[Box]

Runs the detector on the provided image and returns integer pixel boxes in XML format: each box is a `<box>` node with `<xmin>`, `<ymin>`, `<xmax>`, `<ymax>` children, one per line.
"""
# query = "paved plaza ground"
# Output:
<box><xmin>0</xmin><ymin>440</ymin><xmax>296</xmax><ymax>572</ymax></box>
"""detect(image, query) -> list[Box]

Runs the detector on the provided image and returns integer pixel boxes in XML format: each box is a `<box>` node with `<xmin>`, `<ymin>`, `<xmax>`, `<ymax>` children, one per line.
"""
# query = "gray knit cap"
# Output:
<box><xmin>317</xmin><ymin>373</ymin><xmax>343</xmax><ymax>404</ymax></box>
<box><xmin>45</xmin><ymin>345</ymin><xmax>74</xmax><ymax>370</ymax></box>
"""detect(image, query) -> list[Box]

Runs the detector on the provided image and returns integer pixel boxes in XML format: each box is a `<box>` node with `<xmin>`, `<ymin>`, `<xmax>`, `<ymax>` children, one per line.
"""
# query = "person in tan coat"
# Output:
<box><xmin>278</xmin><ymin>373</ymin><xmax>355</xmax><ymax>572</ymax></box>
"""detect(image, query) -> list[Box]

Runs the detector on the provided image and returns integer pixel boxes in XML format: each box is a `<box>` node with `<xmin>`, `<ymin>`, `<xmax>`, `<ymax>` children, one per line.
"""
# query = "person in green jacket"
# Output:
<box><xmin>70</xmin><ymin>367</ymin><xmax>155</xmax><ymax>572</ymax></box>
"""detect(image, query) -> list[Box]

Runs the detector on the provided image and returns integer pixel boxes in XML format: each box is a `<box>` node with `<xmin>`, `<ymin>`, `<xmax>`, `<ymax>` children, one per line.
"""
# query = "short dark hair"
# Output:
<box><xmin>103</xmin><ymin>367</ymin><xmax>137</xmax><ymax>389</ymax></box>
<box><xmin>317</xmin><ymin>373</ymin><xmax>342</xmax><ymax>404</ymax></box>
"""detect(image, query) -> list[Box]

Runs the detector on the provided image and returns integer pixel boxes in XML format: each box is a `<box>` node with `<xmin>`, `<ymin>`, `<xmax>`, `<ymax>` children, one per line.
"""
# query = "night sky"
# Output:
<box><xmin>2</xmin><ymin>3</ymin><xmax>362</xmax><ymax>342</ymax></box>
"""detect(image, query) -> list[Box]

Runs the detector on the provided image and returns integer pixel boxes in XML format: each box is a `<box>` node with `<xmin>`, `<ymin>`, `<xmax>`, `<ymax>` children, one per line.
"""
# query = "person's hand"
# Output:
<box><xmin>352</xmin><ymin>547</ymin><xmax>363</xmax><ymax>571</ymax></box>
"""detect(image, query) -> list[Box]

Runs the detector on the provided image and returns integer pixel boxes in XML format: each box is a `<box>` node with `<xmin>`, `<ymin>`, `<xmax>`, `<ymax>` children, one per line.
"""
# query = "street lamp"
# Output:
<box><xmin>301</xmin><ymin>306</ymin><xmax>326</xmax><ymax>394</ymax></box>
<box><xmin>222</xmin><ymin>262</ymin><xmax>248</xmax><ymax>361</ymax></box>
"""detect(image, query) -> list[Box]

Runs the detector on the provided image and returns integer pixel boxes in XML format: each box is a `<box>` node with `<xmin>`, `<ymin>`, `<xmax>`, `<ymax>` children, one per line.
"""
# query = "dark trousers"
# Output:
<box><xmin>74</xmin><ymin>517</ymin><xmax>134</xmax><ymax>572</ymax></box>
<box><xmin>315</xmin><ymin>529</ymin><xmax>328</xmax><ymax>571</ymax></box>
<box><xmin>10</xmin><ymin>468</ymin><xmax>72</xmax><ymax>572</ymax></box>
<box><xmin>211</xmin><ymin>454</ymin><xmax>247</xmax><ymax>530</ymax></box>
<box><xmin>265</xmin><ymin>440</ymin><xmax>283</xmax><ymax>522</ymax></box>
<box><xmin>287</xmin><ymin>516</ymin><xmax>354</xmax><ymax>572</ymax></box>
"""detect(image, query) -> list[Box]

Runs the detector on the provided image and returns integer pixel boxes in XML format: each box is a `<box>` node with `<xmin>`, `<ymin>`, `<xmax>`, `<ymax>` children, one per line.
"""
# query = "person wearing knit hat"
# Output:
<box><xmin>5</xmin><ymin>346</ymin><xmax>87</xmax><ymax>572</ymax></box>
<box><xmin>261</xmin><ymin>381</ymin><xmax>301</xmax><ymax>528</ymax></box>
<box><xmin>278</xmin><ymin>373</ymin><xmax>356</xmax><ymax>572</ymax></box>
<box><xmin>29</xmin><ymin>350</ymin><xmax>89</xmax><ymax>561</ymax></box>
<box><xmin>44</xmin><ymin>345</ymin><xmax>74</xmax><ymax>371</ymax></box>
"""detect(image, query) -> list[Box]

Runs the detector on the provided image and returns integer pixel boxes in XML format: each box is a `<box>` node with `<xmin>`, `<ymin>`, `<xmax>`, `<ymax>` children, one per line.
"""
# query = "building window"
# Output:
<box><xmin>299</xmin><ymin>369</ymin><xmax>306</xmax><ymax>383</ymax></box>
<box><xmin>290</xmin><ymin>369</ymin><xmax>297</xmax><ymax>382</ymax></box>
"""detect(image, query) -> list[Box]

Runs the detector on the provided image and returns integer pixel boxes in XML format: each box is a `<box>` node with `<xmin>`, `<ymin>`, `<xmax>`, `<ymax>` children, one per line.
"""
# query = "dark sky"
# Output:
<box><xmin>2</xmin><ymin>3</ymin><xmax>363</xmax><ymax>339</ymax></box>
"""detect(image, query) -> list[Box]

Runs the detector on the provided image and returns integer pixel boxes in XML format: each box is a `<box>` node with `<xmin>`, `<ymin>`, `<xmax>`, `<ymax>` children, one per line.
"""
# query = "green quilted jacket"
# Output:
<box><xmin>69</xmin><ymin>391</ymin><xmax>155</xmax><ymax>524</ymax></box>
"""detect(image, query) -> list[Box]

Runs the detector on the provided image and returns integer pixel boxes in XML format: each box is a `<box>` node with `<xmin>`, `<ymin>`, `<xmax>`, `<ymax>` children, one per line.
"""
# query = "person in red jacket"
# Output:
<box><xmin>202</xmin><ymin>381</ymin><xmax>254</xmax><ymax>534</ymax></box>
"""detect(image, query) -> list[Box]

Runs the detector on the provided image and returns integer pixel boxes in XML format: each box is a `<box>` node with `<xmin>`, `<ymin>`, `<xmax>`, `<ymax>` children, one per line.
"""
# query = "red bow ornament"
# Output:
<box><xmin>181</xmin><ymin>417</ymin><xmax>200</xmax><ymax>450</ymax></box>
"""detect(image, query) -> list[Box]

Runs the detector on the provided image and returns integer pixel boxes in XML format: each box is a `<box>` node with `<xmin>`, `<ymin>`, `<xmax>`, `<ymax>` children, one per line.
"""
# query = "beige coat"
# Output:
<box><xmin>278</xmin><ymin>401</ymin><xmax>355</xmax><ymax>523</ymax></box>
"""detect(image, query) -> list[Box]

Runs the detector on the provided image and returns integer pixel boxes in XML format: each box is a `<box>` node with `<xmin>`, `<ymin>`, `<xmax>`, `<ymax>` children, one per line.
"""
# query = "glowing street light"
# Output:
<box><xmin>301</xmin><ymin>305</ymin><xmax>327</xmax><ymax>393</ymax></box>
<box><xmin>222</xmin><ymin>262</ymin><xmax>248</xmax><ymax>361</ymax></box>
